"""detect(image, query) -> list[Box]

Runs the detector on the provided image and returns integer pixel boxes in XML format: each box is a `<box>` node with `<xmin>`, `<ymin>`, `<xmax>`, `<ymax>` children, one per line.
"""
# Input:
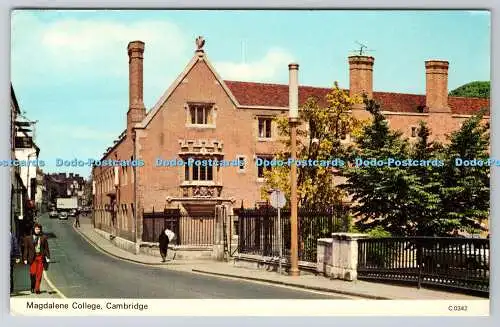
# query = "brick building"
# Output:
<box><xmin>92</xmin><ymin>38</ymin><xmax>489</xmax><ymax>252</ymax></box>
<box><xmin>45</xmin><ymin>172</ymin><xmax>86</xmax><ymax>206</ymax></box>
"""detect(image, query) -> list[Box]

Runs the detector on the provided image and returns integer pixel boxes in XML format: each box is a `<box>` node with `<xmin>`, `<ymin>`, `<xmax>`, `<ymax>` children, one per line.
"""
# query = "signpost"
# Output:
<box><xmin>270</xmin><ymin>189</ymin><xmax>286</xmax><ymax>274</ymax></box>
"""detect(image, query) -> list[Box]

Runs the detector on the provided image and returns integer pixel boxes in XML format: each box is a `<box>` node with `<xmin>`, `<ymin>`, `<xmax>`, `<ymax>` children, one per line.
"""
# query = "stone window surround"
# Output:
<box><xmin>178</xmin><ymin>139</ymin><xmax>224</xmax><ymax>186</ymax></box>
<box><xmin>185</xmin><ymin>102</ymin><xmax>218</xmax><ymax>129</ymax></box>
<box><xmin>256</xmin><ymin>115</ymin><xmax>274</xmax><ymax>141</ymax></box>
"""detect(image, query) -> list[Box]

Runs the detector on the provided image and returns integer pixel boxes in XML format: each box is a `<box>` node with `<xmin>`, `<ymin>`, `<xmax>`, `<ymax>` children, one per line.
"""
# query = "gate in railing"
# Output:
<box><xmin>142</xmin><ymin>208</ymin><xmax>216</xmax><ymax>246</ymax></box>
<box><xmin>357</xmin><ymin>237</ymin><xmax>490</xmax><ymax>295</ymax></box>
<box><xmin>142</xmin><ymin>208</ymin><xmax>181</xmax><ymax>244</ymax></box>
<box><xmin>232</xmin><ymin>205</ymin><xmax>349</xmax><ymax>263</ymax></box>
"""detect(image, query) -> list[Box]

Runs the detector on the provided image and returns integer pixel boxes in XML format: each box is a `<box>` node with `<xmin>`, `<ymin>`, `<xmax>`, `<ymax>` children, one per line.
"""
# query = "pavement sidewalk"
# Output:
<box><xmin>75</xmin><ymin>217</ymin><xmax>485</xmax><ymax>300</ymax></box>
<box><xmin>10</xmin><ymin>262</ymin><xmax>61</xmax><ymax>299</ymax></box>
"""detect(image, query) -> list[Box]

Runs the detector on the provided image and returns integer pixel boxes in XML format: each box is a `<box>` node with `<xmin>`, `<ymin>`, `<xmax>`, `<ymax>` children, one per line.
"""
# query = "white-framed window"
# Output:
<box><xmin>184</xmin><ymin>158</ymin><xmax>214</xmax><ymax>181</ymax></box>
<box><xmin>237</xmin><ymin>155</ymin><xmax>246</xmax><ymax>173</ymax></box>
<box><xmin>188</xmin><ymin>103</ymin><xmax>214</xmax><ymax>125</ymax></box>
<box><xmin>258</xmin><ymin>117</ymin><xmax>272</xmax><ymax>139</ymax></box>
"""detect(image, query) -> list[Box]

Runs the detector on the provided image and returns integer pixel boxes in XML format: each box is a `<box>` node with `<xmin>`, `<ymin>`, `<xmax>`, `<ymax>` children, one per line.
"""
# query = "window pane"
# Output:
<box><xmin>200</xmin><ymin>165</ymin><xmax>207</xmax><ymax>181</ymax></box>
<box><xmin>257</xmin><ymin>157</ymin><xmax>264</xmax><ymax>177</ymax></box>
<box><xmin>207</xmin><ymin>166</ymin><xmax>213</xmax><ymax>180</ymax></box>
<box><xmin>265</xmin><ymin>119</ymin><xmax>271</xmax><ymax>138</ymax></box>
<box><xmin>190</xmin><ymin>107</ymin><xmax>196</xmax><ymax>124</ymax></box>
<box><xmin>204</xmin><ymin>106</ymin><xmax>209</xmax><ymax>124</ymax></box>
<box><xmin>258</xmin><ymin>119</ymin><xmax>264</xmax><ymax>138</ymax></box>
<box><xmin>196</xmin><ymin>107</ymin><xmax>204</xmax><ymax>124</ymax></box>
<box><xmin>185</xmin><ymin>165</ymin><xmax>189</xmax><ymax>181</ymax></box>
<box><xmin>193</xmin><ymin>165</ymin><xmax>199</xmax><ymax>181</ymax></box>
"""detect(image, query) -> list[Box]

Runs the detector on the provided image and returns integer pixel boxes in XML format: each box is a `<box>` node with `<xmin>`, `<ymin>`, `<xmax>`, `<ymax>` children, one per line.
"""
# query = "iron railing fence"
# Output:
<box><xmin>234</xmin><ymin>205</ymin><xmax>349</xmax><ymax>262</ymax></box>
<box><xmin>357</xmin><ymin>237</ymin><xmax>489</xmax><ymax>295</ymax></box>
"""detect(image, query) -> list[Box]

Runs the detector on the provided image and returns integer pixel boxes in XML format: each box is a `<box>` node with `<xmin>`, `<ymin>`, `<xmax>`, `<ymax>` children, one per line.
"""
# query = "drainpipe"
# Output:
<box><xmin>133</xmin><ymin>130</ymin><xmax>138</xmax><ymax>253</ymax></box>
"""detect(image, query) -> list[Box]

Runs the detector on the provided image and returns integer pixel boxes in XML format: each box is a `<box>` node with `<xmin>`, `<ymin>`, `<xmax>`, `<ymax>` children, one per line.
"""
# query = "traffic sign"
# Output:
<box><xmin>270</xmin><ymin>189</ymin><xmax>286</xmax><ymax>209</ymax></box>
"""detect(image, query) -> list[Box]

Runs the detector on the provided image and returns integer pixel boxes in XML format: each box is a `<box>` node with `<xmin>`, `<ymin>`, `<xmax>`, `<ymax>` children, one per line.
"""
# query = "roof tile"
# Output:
<box><xmin>224</xmin><ymin>80</ymin><xmax>490</xmax><ymax>116</ymax></box>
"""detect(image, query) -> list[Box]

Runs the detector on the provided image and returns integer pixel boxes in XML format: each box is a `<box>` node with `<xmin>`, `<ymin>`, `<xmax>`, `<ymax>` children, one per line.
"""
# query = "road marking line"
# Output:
<box><xmin>43</xmin><ymin>271</ymin><xmax>67</xmax><ymax>299</ymax></box>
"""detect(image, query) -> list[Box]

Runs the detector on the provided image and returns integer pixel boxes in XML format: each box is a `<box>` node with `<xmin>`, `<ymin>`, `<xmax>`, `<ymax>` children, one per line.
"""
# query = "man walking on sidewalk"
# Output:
<box><xmin>10</xmin><ymin>232</ymin><xmax>21</xmax><ymax>294</ymax></box>
<box><xmin>23</xmin><ymin>223</ymin><xmax>51</xmax><ymax>294</ymax></box>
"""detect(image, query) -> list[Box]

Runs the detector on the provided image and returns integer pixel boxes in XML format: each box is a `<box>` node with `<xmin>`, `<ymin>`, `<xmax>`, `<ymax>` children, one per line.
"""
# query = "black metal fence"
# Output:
<box><xmin>357</xmin><ymin>237</ymin><xmax>490</xmax><ymax>294</ymax></box>
<box><xmin>234</xmin><ymin>205</ymin><xmax>349</xmax><ymax>262</ymax></box>
<box><xmin>142</xmin><ymin>208</ymin><xmax>215</xmax><ymax>246</ymax></box>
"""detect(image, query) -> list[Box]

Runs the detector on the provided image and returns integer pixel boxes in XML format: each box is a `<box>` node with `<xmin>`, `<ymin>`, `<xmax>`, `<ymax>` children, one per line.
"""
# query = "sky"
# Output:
<box><xmin>10</xmin><ymin>10</ymin><xmax>491</xmax><ymax>178</ymax></box>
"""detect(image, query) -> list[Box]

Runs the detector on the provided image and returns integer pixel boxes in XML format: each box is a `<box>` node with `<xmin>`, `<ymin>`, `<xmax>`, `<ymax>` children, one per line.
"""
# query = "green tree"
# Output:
<box><xmin>341</xmin><ymin>97</ymin><xmax>446</xmax><ymax>236</ymax></box>
<box><xmin>438</xmin><ymin>109</ymin><xmax>490</xmax><ymax>234</ymax></box>
<box><xmin>262</xmin><ymin>82</ymin><xmax>368</xmax><ymax>207</ymax></box>
<box><xmin>449</xmin><ymin>81</ymin><xmax>490</xmax><ymax>99</ymax></box>
<box><xmin>343</xmin><ymin>97</ymin><xmax>489</xmax><ymax>236</ymax></box>
<box><xmin>341</xmin><ymin>97</ymin><xmax>413</xmax><ymax>235</ymax></box>
<box><xmin>406</xmin><ymin>121</ymin><xmax>445</xmax><ymax>235</ymax></box>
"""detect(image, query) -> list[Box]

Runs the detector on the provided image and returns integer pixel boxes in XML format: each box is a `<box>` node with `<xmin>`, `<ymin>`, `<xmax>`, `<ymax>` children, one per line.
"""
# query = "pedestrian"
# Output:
<box><xmin>74</xmin><ymin>213</ymin><xmax>80</xmax><ymax>228</ymax></box>
<box><xmin>23</xmin><ymin>223</ymin><xmax>51</xmax><ymax>294</ymax></box>
<box><xmin>158</xmin><ymin>227</ymin><xmax>176</xmax><ymax>262</ymax></box>
<box><xmin>10</xmin><ymin>232</ymin><xmax>21</xmax><ymax>294</ymax></box>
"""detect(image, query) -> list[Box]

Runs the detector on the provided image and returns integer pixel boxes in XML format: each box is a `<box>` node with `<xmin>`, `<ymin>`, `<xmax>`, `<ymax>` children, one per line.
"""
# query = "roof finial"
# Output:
<box><xmin>196</xmin><ymin>36</ymin><xmax>205</xmax><ymax>52</ymax></box>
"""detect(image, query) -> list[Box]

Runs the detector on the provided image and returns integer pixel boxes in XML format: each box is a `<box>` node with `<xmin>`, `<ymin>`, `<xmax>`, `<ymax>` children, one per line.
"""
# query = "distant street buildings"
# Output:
<box><xmin>44</xmin><ymin>172</ymin><xmax>88</xmax><ymax>207</ymax></box>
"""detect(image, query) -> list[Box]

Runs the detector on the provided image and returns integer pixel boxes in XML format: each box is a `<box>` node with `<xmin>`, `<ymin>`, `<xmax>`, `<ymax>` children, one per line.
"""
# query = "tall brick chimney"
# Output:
<box><xmin>348</xmin><ymin>55</ymin><xmax>375</xmax><ymax>99</ymax></box>
<box><xmin>127</xmin><ymin>40</ymin><xmax>146</xmax><ymax>137</ymax></box>
<box><xmin>425</xmin><ymin>60</ymin><xmax>450</xmax><ymax>112</ymax></box>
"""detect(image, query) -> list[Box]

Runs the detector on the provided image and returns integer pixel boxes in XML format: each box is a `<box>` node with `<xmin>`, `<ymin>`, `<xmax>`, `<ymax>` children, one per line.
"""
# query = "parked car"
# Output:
<box><xmin>423</xmin><ymin>242</ymin><xmax>490</xmax><ymax>272</ymax></box>
<box><xmin>58</xmin><ymin>211</ymin><xmax>68</xmax><ymax>220</ymax></box>
<box><xmin>68</xmin><ymin>209</ymin><xmax>77</xmax><ymax>217</ymax></box>
<box><xmin>49</xmin><ymin>210</ymin><xmax>58</xmax><ymax>218</ymax></box>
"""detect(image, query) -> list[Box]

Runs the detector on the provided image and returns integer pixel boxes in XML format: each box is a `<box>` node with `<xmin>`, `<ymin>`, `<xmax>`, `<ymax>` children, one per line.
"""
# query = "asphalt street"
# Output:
<box><xmin>41</xmin><ymin>214</ymin><xmax>342</xmax><ymax>299</ymax></box>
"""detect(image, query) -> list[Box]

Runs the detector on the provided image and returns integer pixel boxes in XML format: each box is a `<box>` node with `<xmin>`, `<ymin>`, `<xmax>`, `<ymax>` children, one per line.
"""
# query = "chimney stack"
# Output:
<box><xmin>348</xmin><ymin>55</ymin><xmax>375</xmax><ymax>99</ymax></box>
<box><xmin>127</xmin><ymin>40</ymin><xmax>146</xmax><ymax>137</ymax></box>
<box><xmin>425</xmin><ymin>60</ymin><xmax>450</xmax><ymax>112</ymax></box>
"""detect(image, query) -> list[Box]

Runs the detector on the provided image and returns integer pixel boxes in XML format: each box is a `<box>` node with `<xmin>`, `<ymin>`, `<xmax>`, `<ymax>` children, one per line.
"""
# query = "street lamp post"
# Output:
<box><xmin>288</xmin><ymin>63</ymin><xmax>300</xmax><ymax>277</ymax></box>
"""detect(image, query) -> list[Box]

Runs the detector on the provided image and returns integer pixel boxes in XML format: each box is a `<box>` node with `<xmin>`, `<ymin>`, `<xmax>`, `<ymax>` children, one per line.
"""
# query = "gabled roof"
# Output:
<box><xmin>137</xmin><ymin>50</ymin><xmax>240</xmax><ymax>129</ymax></box>
<box><xmin>224</xmin><ymin>80</ymin><xmax>490</xmax><ymax>116</ymax></box>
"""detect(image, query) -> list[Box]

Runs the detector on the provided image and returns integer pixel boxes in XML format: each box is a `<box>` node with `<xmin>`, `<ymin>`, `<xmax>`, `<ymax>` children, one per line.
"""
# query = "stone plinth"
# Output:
<box><xmin>317</xmin><ymin>233</ymin><xmax>369</xmax><ymax>281</ymax></box>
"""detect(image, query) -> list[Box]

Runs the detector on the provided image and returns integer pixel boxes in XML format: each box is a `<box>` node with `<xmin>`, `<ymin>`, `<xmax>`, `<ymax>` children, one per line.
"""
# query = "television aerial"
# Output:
<box><xmin>350</xmin><ymin>41</ymin><xmax>375</xmax><ymax>56</ymax></box>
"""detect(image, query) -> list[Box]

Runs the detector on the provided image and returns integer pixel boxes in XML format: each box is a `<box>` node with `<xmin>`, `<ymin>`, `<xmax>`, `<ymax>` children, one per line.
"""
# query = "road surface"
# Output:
<box><xmin>41</xmin><ymin>214</ymin><xmax>342</xmax><ymax>299</ymax></box>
